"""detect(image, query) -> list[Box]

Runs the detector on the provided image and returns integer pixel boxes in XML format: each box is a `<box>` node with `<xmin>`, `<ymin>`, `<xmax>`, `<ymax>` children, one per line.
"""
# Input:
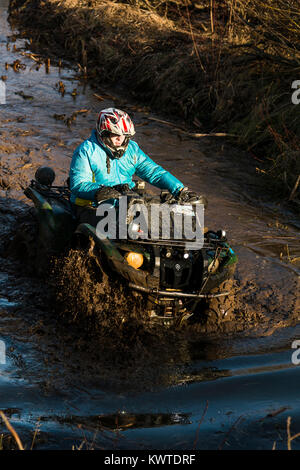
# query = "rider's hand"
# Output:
<box><xmin>112</xmin><ymin>184</ymin><xmax>131</xmax><ymax>194</ymax></box>
<box><xmin>177</xmin><ymin>187</ymin><xmax>208</xmax><ymax>208</ymax></box>
<box><xmin>95</xmin><ymin>186</ymin><xmax>121</xmax><ymax>203</ymax></box>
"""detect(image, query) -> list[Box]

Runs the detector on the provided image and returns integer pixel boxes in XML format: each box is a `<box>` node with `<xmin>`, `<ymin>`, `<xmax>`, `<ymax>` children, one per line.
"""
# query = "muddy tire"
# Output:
<box><xmin>205</xmin><ymin>279</ymin><xmax>235</xmax><ymax>323</ymax></box>
<box><xmin>8</xmin><ymin>221</ymin><xmax>49</xmax><ymax>276</ymax></box>
<box><xmin>8</xmin><ymin>221</ymin><xmax>37</xmax><ymax>263</ymax></box>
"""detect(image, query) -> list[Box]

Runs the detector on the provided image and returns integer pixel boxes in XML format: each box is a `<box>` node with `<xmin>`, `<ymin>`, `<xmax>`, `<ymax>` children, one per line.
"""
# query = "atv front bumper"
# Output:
<box><xmin>128</xmin><ymin>283</ymin><xmax>230</xmax><ymax>299</ymax></box>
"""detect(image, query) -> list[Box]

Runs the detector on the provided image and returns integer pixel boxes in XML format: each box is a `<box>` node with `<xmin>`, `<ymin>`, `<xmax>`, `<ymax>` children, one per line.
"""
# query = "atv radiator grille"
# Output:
<box><xmin>159</xmin><ymin>252</ymin><xmax>203</xmax><ymax>290</ymax></box>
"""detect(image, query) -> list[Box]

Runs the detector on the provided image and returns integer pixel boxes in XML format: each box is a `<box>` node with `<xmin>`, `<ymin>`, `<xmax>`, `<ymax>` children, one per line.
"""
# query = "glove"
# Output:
<box><xmin>112</xmin><ymin>184</ymin><xmax>131</xmax><ymax>194</ymax></box>
<box><xmin>177</xmin><ymin>187</ymin><xmax>208</xmax><ymax>208</ymax></box>
<box><xmin>95</xmin><ymin>186</ymin><xmax>121</xmax><ymax>203</ymax></box>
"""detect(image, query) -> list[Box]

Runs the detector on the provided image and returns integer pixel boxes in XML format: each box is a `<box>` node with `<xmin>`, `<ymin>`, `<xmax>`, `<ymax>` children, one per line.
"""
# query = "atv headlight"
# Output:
<box><xmin>125</xmin><ymin>252</ymin><xmax>144</xmax><ymax>269</ymax></box>
<box><xmin>208</xmin><ymin>258</ymin><xmax>219</xmax><ymax>274</ymax></box>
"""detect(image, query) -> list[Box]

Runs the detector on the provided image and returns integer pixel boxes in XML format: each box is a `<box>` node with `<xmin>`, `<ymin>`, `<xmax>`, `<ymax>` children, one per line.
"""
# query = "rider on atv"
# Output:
<box><xmin>15</xmin><ymin>108</ymin><xmax>235</xmax><ymax>323</ymax></box>
<box><xmin>69</xmin><ymin>108</ymin><xmax>202</xmax><ymax>225</ymax></box>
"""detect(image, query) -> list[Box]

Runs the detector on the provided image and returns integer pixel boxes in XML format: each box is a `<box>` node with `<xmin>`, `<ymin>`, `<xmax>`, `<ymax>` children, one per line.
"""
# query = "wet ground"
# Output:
<box><xmin>0</xmin><ymin>0</ymin><xmax>299</xmax><ymax>450</ymax></box>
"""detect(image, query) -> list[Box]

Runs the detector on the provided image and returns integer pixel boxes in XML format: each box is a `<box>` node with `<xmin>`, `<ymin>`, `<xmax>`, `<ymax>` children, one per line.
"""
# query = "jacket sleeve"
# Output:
<box><xmin>134</xmin><ymin>146</ymin><xmax>184</xmax><ymax>195</ymax></box>
<box><xmin>69</xmin><ymin>146</ymin><xmax>100</xmax><ymax>201</ymax></box>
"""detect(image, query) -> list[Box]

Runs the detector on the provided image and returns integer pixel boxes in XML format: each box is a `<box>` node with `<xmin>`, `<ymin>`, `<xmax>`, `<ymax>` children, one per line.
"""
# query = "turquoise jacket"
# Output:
<box><xmin>69</xmin><ymin>130</ymin><xmax>184</xmax><ymax>205</ymax></box>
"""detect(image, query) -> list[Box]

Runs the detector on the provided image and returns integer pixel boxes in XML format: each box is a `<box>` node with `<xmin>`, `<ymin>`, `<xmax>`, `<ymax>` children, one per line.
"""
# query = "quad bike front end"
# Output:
<box><xmin>75</xmin><ymin>190</ymin><xmax>238</xmax><ymax>325</ymax></box>
<box><xmin>16</xmin><ymin>167</ymin><xmax>238</xmax><ymax>325</ymax></box>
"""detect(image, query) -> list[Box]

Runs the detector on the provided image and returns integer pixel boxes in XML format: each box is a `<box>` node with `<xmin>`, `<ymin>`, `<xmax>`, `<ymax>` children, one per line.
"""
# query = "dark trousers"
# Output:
<box><xmin>74</xmin><ymin>205</ymin><xmax>99</xmax><ymax>227</ymax></box>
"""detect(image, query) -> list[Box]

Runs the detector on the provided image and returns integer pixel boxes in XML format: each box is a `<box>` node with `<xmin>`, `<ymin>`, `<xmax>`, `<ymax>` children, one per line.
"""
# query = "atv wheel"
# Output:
<box><xmin>8</xmin><ymin>221</ymin><xmax>37</xmax><ymax>265</ymax></box>
<box><xmin>8</xmin><ymin>221</ymin><xmax>49</xmax><ymax>276</ymax></box>
<box><xmin>205</xmin><ymin>279</ymin><xmax>235</xmax><ymax>323</ymax></box>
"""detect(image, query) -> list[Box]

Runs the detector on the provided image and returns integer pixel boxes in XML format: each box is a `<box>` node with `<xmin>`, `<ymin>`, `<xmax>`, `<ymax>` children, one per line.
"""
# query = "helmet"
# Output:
<box><xmin>96</xmin><ymin>108</ymin><xmax>135</xmax><ymax>137</ymax></box>
<box><xmin>96</xmin><ymin>108</ymin><xmax>135</xmax><ymax>159</ymax></box>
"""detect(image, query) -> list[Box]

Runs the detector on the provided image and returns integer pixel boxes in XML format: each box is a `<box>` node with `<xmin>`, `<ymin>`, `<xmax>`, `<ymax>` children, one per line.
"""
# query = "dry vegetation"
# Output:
<box><xmin>8</xmin><ymin>0</ymin><xmax>300</xmax><ymax>201</ymax></box>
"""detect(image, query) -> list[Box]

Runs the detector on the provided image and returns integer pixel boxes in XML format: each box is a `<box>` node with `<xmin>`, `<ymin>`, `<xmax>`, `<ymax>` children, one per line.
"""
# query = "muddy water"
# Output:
<box><xmin>0</xmin><ymin>0</ymin><xmax>299</xmax><ymax>450</ymax></box>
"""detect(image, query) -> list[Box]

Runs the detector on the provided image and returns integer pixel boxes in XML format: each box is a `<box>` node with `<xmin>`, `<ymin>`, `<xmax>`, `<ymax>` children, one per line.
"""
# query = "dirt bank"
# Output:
<box><xmin>7</xmin><ymin>0</ymin><xmax>300</xmax><ymax>204</ymax></box>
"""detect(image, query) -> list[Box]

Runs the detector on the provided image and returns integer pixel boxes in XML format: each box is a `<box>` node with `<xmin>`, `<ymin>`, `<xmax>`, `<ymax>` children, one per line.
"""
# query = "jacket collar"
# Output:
<box><xmin>91</xmin><ymin>129</ymin><xmax>115</xmax><ymax>159</ymax></box>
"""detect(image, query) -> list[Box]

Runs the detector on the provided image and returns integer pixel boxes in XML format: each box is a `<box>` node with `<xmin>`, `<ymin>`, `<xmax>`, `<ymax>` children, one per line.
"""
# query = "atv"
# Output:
<box><xmin>12</xmin><ymin>166</ymin><xmax>238</xmax><ymax>325</ymax></box>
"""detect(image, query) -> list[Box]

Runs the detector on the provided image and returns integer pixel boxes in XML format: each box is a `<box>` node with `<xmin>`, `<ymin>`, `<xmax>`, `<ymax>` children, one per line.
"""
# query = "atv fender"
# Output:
<box><xmin>74</xmin><ymin>223</ymin><xmax>159</xmax><ymax>289</ymax></box>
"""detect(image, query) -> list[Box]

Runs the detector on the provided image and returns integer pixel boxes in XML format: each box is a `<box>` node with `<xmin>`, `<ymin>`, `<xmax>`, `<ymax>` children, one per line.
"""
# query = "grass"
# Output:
<box><xmin>1</xmin><ymin>407</ymin><xmax>300</xmax><ymax>449</ymax></box>
<box><xmin>287</xmin><ymin>416</ymin><xmax>300</xmax><ymax>450</ymax></box>
<box><xmin>7</xmin><ymin>0</ymin><xmax>300</xmax><ymax>203</ymax></box>
<box><xmin>0</xmin><ymin>410</ymin><xmax>24</xmax><ymax>450</ymax></box>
